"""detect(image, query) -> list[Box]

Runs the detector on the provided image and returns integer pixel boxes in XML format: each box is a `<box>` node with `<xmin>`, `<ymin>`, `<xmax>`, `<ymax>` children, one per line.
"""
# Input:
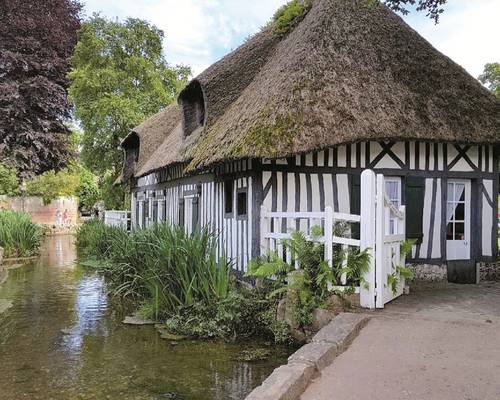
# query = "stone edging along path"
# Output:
<box><xmin>245</xmin><ymin>313</ymin><xmax>369</xmax><ymax>400</ymax></box>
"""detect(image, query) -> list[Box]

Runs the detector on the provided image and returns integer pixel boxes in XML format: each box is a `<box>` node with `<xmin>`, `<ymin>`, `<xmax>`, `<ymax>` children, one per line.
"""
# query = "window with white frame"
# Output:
<box><xmin>385</xmin><ymin>177</ymin><xmax>402</xmax><ymax>235</ymax></box>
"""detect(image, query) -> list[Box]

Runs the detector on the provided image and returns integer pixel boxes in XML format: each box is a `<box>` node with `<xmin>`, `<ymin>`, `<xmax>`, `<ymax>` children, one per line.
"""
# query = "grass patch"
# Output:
<box><xmin>0</xmin><ymin>210</ymin><xmax>42</xmax><ymax>258</ymax></box>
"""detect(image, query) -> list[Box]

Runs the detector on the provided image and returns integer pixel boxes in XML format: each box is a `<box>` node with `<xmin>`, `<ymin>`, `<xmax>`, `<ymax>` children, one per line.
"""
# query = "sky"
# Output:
<box><xmin>81</xmin><ymin>0</ymin><xmax>500</xmax><ymax>79</ymax></box>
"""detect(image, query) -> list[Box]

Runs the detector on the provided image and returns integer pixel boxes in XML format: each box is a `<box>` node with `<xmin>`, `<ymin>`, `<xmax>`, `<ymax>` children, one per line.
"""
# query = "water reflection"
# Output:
<box><xmin>0</xmin><ymin>235</ymin><xmax>289</xmax><ymax>400</ymax></box>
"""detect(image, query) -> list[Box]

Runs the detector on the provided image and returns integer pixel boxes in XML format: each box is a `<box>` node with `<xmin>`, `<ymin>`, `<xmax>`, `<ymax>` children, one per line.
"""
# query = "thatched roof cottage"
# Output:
<box><xmin>120</xmin><ymin>0</ymin><xmax>500</xmax><ymax>284</ymax></box>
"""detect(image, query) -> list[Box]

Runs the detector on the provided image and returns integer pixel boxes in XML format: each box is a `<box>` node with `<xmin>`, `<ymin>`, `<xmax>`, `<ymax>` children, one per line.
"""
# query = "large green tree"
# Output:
<box><xmin>479</xmin><ymin>63</ymin><xmax>500</xmax><ymax>98</ymax></box>
<box><xmin>68</xmin><ymin>15</ymin><xmax>190</xmax><ymax>176</ymax></box>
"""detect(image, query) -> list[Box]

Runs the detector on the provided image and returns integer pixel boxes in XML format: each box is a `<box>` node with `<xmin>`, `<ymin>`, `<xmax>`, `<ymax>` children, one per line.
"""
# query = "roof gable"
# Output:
<box><xmin>125</xmin><ymin>0</ymin><xmax>500</xmax><ymax>179</ymax></box>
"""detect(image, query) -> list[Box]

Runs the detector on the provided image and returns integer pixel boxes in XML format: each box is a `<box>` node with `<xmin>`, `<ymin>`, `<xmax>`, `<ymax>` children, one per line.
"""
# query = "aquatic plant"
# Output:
<box><xmin>0</xmin><ymin>210</ymin><xmax>42</xmax><ymax>258</ymax></box>
<box><xmin>76</xmin><ymin>221</ymin><xmax>231</xmax><ymax>319</ymax></box>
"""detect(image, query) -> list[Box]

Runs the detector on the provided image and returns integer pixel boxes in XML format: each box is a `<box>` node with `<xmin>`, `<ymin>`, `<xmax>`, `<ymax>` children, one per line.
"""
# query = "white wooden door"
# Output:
<box><xmin>446</xmin><ymin>180</ymin><xmax>471</xmax><ymax>260</ymax></box>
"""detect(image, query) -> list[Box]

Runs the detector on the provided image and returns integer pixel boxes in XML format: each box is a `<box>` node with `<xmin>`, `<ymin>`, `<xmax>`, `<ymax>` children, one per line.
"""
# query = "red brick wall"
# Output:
<box><xmin>1</xmin><ymin>197</ymin><xmax>78</xmax><ymax>227</ymax></box>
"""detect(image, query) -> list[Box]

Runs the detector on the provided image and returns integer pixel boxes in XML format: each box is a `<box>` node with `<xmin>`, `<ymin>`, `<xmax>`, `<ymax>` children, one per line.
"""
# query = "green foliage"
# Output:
<box><xmin>246</xmin><ymin>226</ymin><xmax>372</xmax><ymax>331</ymax></box>
<box><xmin>98</xmin><ymin>172</ymin><xmax>126</xmax><ymax>210</ymax></box>
<box><xmin>0</xmin><ymin>164</ymin><xmax>20</xmax><ymax>196</ymax></box>
<box><xmin>273</xmin><ymin>0</ymin><xmax>313</xmax><ymax>36</ymax></box>
<box><xmin>26</xmin><ymin>169</ymin><xmax>80</xmax><ymax>205</ymax></box>
<box><xmin>387</xmin><ymin>240</ymin><xmax>416</xmax><ymax>295</ymax></box>
<box><xmin>76</xmin><ymin>221</ymin><xmax>230</xmax><ymax>318</ymax></box>
<box><xmin>25</xmin><ymin>164</ymin><xmax>99</xmax><ymax>207</ymax></box>
<box><xmin>69</xmin><ymin>15</ymin><xmax>191</xmax><ymax>176</ymax></box>
<box><xmin>75</xmin><ymin>166</ymin><xmax>99</xmax><ymax>212</ymax></box>
<box><xmin>0</xmin><ymin>211</ymin><xmax>42</xmax><ymax>258</ymax></box>
<box><xmin>479</xmin><ymin>63</ymin><xmax>500</xmax><ymax>98</ymax></box>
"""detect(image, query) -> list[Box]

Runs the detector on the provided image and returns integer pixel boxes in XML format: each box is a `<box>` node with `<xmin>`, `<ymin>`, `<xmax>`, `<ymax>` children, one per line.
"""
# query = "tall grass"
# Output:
<box><xmin>76</xmin><ymin>221</ymin><xmax>231</xmax><ymax>319</ymax></box>
<box><xmin>0</xmin><ymin>210</ymin><xmax>42</xmax><ymax>258</ymax></box>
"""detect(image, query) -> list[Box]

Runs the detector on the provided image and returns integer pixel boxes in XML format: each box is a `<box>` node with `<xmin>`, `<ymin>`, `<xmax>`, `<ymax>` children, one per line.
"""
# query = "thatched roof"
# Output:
<box><xmin>122</xmin><ymin>0</ymin><xmax>500</xmax><ymax>180</ymax></box>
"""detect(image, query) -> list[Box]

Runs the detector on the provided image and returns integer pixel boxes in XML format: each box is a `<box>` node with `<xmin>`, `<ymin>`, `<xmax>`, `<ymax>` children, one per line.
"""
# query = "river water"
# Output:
<box><xmin>0</xmin><ymin>235</ymin><xmax>289</xmax><ymax>400</ymax></box>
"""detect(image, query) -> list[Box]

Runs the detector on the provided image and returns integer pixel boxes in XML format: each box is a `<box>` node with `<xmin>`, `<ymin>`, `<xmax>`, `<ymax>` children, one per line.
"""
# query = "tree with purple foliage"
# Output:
<box><xmin>0</xmin><ymin>0</ymin><xmax>82</xmax><ymax>178</ymax></box>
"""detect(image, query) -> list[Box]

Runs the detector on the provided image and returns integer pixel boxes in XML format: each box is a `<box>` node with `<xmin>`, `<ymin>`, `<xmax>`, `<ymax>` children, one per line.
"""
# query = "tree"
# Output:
<box><xmin>0</xmin><ymin>164</ymin><xmax>20</xmax><ymax>196</ymax></box>
<box><xmin>68</xmin><ymin>15</ymin><xmax>191</xmax><ymax>177</ymax></box>
<box><xmin>382</xmin><ymin>0</ymin><xmax>448</xmax><ymax>22</ymax></box>
<box><xmin>479</xmin><ymin>63</ymin><xmax>500</xmax><ymax>98</ymax></box>
<box><xmin>0</xmin><ymin>0</ymin><xmax>82</xmax><ymax>178</ymax></box>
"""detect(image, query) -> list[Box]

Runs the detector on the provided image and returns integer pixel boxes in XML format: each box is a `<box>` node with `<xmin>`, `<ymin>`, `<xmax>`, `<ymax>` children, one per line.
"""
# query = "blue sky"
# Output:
<box><xmin>81</xmin><ymin>0</ymin><xmax>500</xmax><ymax>78</ymax></box>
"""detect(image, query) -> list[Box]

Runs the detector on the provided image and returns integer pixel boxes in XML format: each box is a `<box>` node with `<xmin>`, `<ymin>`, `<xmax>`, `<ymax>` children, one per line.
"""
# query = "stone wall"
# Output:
<box><xmin>0</xmin><ymin>196</ymin><xmax>78</xmax><ymax>227</ymax></box>
<box><xmin>407</xmin><ymin>263</ymin><xmax>448</xmax><ymax>283</ymax></box>
<box><xmin>477</xmin><ymin>261</ymin><xmax>500</xmax><ymax>282</ymax></box>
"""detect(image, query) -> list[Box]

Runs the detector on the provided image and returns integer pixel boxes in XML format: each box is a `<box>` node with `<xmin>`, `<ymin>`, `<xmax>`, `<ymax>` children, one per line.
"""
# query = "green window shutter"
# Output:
<box><xmin>350</xmin><ymin>174</ymin><xmax>361</xmax><ymax>239</ymax></box>
<box><xmin>405</xmin><ymin>177</ymin><xmax>425</xmax><ymax>244</ymax></box>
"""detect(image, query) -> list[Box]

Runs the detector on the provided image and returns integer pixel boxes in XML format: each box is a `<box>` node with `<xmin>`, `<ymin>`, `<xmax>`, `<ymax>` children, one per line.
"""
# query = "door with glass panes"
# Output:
<box><xmin>446</xmin><ymin>180</ymin><xmax>471</xmax><ymax>260</ymax></box>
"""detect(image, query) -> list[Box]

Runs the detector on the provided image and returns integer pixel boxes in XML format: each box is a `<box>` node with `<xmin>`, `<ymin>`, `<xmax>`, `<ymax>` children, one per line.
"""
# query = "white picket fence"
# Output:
<box><xmin>260</xmin><ymin>170</ymin><xmax>407</xmax><ymax>309</ymax></box>
<box><xmin>104</xmin><ymin>210</ymin><xmax>131</xmax><ymax>231</ymax></box>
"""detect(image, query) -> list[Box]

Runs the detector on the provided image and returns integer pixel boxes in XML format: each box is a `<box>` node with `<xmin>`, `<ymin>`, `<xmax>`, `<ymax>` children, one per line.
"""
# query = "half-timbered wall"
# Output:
<box><xmin>130</xmin><ymin>141</ymin><xmax>498</xmax><ymax>270</ymax></box>
<box><xmin>261</xmin><ymin>141</ymin><xmax>498</xmax><ymax>263</ymax></box>
<box><xmin>131</xmin><ymin>159</ymin><xmax>254</xmax><ymax>272</ymax></box>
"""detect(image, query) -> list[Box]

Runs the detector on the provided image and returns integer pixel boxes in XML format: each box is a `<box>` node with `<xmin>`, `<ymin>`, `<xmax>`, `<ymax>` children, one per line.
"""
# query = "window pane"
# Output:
<box><xmin>446</xmin><ymin>203</ymin><xmax>455</xmax><ymax>223</ymax></box>
<box><xmin>446</xmin><ymin>222</ymin><xmax>454</xmax><ymax>240</ymax></box>
<box><xmin>237</xmin><ymin>191</ymin><xmax>247</xmax><ymax>216</ymax></box>
<box><xmin>455</xmin><ymin>203</ymin><xmax>464</xmax><ymax>221</ymax></box>
<box><xmin>455</xmin><ymin>223</ymin><xmax>465</xmax><ymax>240</ymax></box>
<box><xmin>447</xmin><ymin>183</ymin><xmax>454</xmax><ymax>200</ymax></box>
<box><xmin>224</xmin><ymin>181</ymin><xmax>233</xmax><ymax>214</ymax></box>
<box><xmin>455</xmin><ymin>183</ymin><xmax>465</xmax><ymax>202</ymax></box>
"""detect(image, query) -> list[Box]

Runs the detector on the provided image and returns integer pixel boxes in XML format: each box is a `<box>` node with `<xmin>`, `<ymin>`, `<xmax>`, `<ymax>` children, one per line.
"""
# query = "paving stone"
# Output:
<box><xmin>245</xmin><ymin>362</ymin><xmax>316</xmax><ymax>400</ymax></box>
<box><xmin>288</xmin><ymin>341</ymin><xmax>338</xmax><ymax>372</ymax></box>
<box><xmin>312</xmin><ymin>313</ymin><xmax>369</xmax><ymax>349</ymax></box>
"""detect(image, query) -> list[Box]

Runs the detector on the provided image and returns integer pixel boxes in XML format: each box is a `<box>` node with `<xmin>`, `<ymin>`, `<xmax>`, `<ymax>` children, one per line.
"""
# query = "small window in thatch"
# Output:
<box><xmin>179</xmin><ymin>80</ymin><xmax>205</xmax><ymax>137</ymax></box>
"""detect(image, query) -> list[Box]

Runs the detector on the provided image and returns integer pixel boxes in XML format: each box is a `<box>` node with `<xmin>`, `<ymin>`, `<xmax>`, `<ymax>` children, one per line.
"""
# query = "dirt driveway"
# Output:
<box><xmin>301</xmin><ymin>283</ymin><xmax>500</xmax><ymax>400</ymax></box>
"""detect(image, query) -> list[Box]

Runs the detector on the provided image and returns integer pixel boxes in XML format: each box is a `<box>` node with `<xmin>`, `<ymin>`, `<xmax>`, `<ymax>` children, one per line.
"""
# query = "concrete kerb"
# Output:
<box><xmin>245</xmin><ymin>313</ymin><xmax>369</xmax><ymax>400</ymax></box>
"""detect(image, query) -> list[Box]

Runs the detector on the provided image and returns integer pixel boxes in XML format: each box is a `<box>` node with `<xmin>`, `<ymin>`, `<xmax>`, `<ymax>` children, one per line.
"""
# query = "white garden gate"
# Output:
<box><xmin>260</xmin><ymin>170</ymin><xmax>407</xmax><ymax>309</ymax></box>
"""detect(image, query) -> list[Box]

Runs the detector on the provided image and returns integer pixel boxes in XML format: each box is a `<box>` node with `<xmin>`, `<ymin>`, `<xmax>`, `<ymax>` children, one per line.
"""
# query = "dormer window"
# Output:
<box><xmin>121</xmin><ymin>132</ymin><xmax>140</xmax><ymax>182</ymax></box>
<box><xmin>178</xmin><ymin>80</ymin><xmax>206</xmax><ymax>138</ymax></box>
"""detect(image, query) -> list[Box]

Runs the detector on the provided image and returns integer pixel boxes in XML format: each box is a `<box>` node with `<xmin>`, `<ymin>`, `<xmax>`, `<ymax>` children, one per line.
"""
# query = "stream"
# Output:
<box><xmin>0</xmin><ymin>235</ymin><xmax>290</xmax><ymax>400</ymax></box>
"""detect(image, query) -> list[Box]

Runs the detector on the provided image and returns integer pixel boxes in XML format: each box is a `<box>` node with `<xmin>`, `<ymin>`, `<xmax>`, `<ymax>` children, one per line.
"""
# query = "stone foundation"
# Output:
<box><xmin>477</xmin><ymin>261</ymin><xmax>500</xmax><ymax>282</ymax></box>
<box><xmin>407</xmin><ymin>263</ymin><xmax>448</xmax><ymax>283</ymax></box>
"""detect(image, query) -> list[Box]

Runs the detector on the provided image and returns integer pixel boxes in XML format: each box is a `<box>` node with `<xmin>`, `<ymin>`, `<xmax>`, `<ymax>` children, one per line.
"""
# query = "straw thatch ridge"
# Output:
<box><xmin>123</xmin><ymin>0</ymin><xmax>500</xmax><ymax>180</ymax></box>
<box><xmin>121</xmin><ymin>102</ymin><xmax>181</xmax><ymax>181</ymax></box>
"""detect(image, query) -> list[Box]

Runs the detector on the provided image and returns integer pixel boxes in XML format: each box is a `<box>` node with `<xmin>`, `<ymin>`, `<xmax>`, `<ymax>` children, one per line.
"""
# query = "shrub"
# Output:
<box><xmin>25</xmin><ymin>164</ymin><xmax>100</xmax><ymax>209</ymax></box>
<box><xmin>26</xmin><ymin>169</ymin><xmax>80</xmax><ymax>205</ymax></box>
<box><xmin>0</xmin><ymin>210</ymin><xmax>42</xmax><ymax>258</ymax></box>
<box><xmin>0</xmin><ymin>164</ymin><xmax>20</xmax><ymax>196</ymax></box>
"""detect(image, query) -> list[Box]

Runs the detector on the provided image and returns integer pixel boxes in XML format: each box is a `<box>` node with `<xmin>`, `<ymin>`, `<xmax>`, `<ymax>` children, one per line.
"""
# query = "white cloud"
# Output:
<box><xmin>405</xmin><ymin>0</ymin><xmax>500</xmax><ymax>78</ymax></box>
<box><xmin>82</xmin><ymin>0</ymin><xmax>499</xmax><ymax>78</ymax></box>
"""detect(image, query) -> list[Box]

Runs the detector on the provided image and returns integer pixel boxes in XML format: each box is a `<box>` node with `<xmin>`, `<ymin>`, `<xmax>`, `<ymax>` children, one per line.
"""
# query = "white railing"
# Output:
<box><xmin>104</xmin><ymin>210</ymin><xmax>131</xmax><ymax>231</ymax></box>
<box><xmin>260</xmin><ymin>170</ymin><xmax>407</xmax><ymax>309</ymax></box>
<box><xmin>261</xmin><ymin>206</ymin><xmax>362</xmax><ymax>293</ymax></box>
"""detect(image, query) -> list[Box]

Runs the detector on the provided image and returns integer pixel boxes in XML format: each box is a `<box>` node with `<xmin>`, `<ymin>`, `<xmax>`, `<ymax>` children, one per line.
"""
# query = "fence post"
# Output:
<box><xmin>324</xmin><ymin>206</ymin><xmax>334</xmax><ymax>269</ymax></box>
<box><xmin>399</xmin><ymin>205</ymin><xmax>406</xmax><ymax>287</ymax></box>
<box><xmin>360</xmin><ymin>170</ymin><xmax>376</xmax><ymax>309</ymax></box>
<box><xmin>375</xmin><ymin>174</ymin><xmax>386</xmax><ymax>309</ymax></box>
